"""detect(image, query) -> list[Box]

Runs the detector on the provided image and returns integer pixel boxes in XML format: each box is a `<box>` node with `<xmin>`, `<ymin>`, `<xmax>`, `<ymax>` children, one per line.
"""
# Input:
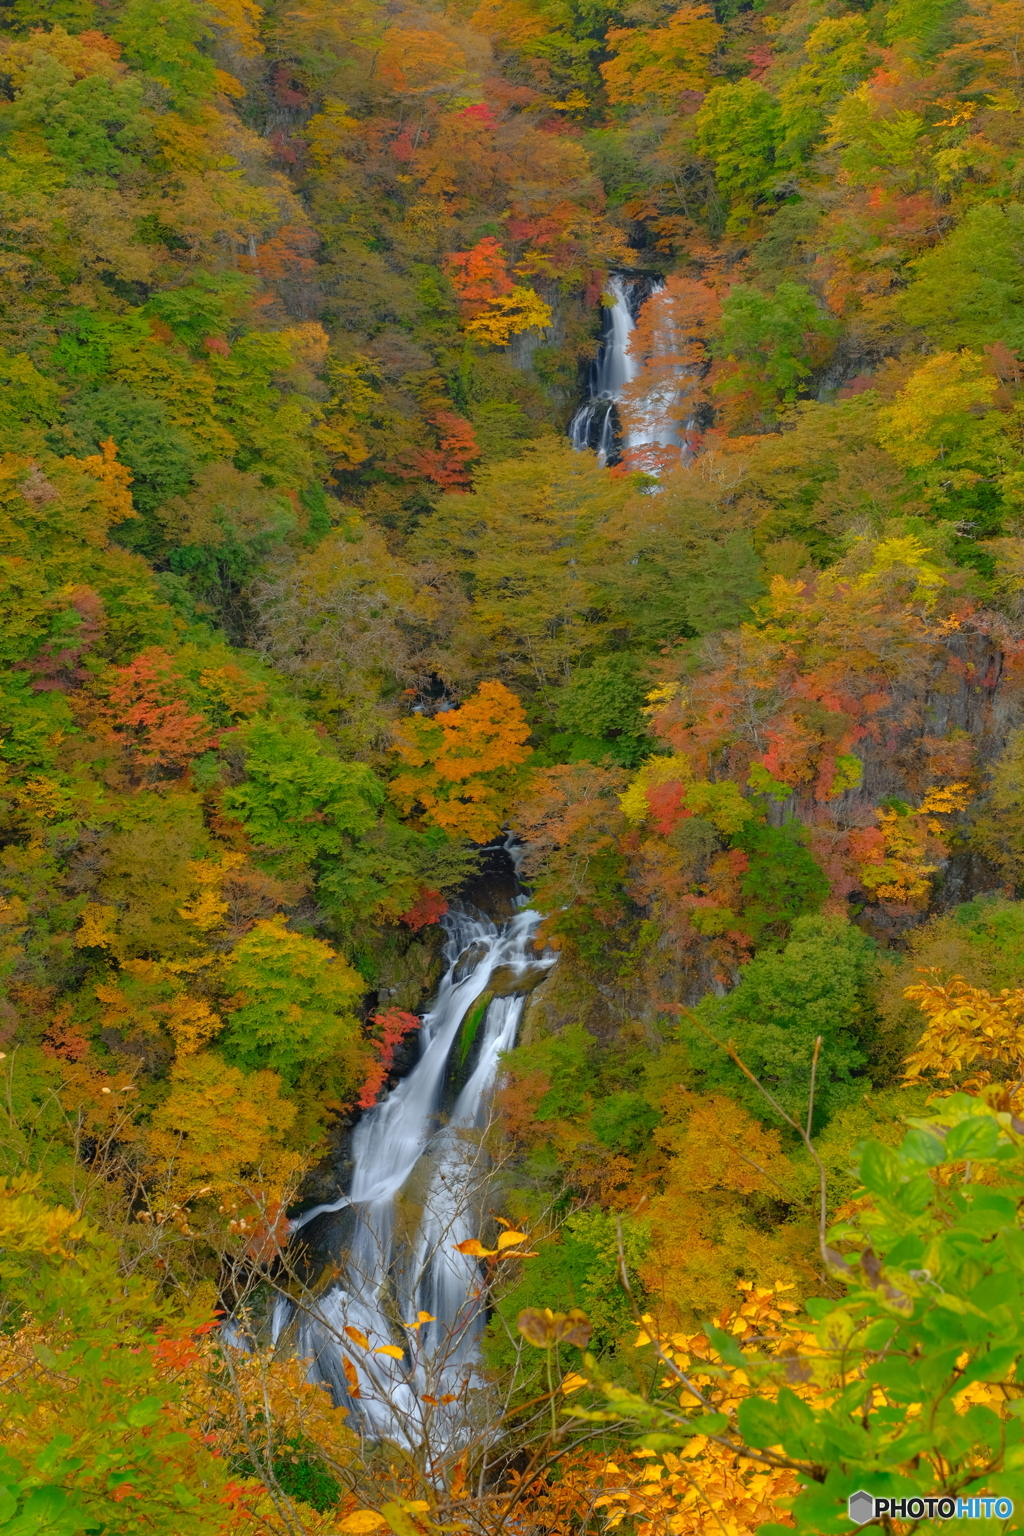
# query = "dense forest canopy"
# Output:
<box><xmin>6</xmin><ymin>0</ymin><xmax>1024</xmax><ymax>1526</ymax></box>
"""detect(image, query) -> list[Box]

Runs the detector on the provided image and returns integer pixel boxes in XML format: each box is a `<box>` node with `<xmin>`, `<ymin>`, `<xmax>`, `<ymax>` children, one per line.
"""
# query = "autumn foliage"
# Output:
<box><xmin>10</xmin><ymin>0</ymin><xmax>1024</xmax><ymax>1526</ymax></box>
<box><xmin>390</xmin><ymin>680</ymin><xmax>534</xmax><ymax>841</ymax></box>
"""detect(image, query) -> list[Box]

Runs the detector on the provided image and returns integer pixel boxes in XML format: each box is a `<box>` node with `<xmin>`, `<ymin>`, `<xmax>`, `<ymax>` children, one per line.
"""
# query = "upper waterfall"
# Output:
<box><xmin>568</xmin><ymin>272</ymin><xmax>682</xmax><ymax>466</ymax></box>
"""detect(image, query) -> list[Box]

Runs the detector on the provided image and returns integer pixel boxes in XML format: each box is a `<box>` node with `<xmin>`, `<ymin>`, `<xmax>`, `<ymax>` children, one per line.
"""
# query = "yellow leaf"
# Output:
<box><xmin>408</xmin><ymin>1311</ymin><xmax>436</xmax><ymax>1329</ymax></box>
<box><xmin>561</xmin><ymin>1372</ymin><xmax>588</xmax><ymax>1393</ymax></box>
<box><xmin>496</xmin><ymin>1229</ymin><xmax>529</xmax><ymax>1250</ymax></box>
<box><xmin>464</xmin><ymin>285</ymin><xmax>552</xmax><ymax>345</ymax></box>
<box><xmin>344</xmin><ymin>1325</ymin><xmax>370</xmax><ymax>1350</ymax></box>
<box><xmin>454</xmin><ymin>1238</ymin><xmax>497</xmax><ymax>1257</ymax></box>
<box><xmin>75</xmin><ymin>903</ymin><xmax>117</xmax><ymax>950</ymax></box>
<box><xmin>338</xmin><ymin>1515</ymin><xmax>389</xmax><ymax>1534</ymax></box>
<box><xmin>374</xmin><ymin>1344</ymin><xmax>406</xmax><ymax>1359</ymax></box>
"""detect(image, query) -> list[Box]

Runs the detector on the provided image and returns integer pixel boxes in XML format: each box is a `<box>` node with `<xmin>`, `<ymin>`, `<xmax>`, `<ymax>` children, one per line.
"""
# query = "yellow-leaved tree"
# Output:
<box><xmin>601</xmin><ymin>4</ymin><xmax>722</xmax><ymax>109</ymax></box>
<box><xmin>903</xmin><ymin>973</ymin><xmax>1024</xmax><ymax>1094</ymax></box>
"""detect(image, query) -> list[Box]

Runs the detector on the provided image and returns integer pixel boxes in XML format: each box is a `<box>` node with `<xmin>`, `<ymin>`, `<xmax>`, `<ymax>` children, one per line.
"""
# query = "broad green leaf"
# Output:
<box><xmin>736</xmin><ymin>1395</ymin><xmax>784</xmax><ymax>1448</ymax></box>
<box><xmin>859</xmin><ymin>1139</ymin><xmax>903</xmax><ymax>1195</ymax></box>
<box><xmin>945</xmin><ymin>1115</ymin><xmax>1001</xmax><ymax>1161</ymax></box>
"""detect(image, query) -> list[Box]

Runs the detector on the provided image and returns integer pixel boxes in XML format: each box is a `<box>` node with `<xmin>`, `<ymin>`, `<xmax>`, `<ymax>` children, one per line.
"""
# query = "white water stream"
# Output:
<box><xmin>568</xmin><ymin>271</ymin><xmax>685</xmax><ymax>465</ymax></box>
<box><xmin>274</xmin><ymin>902</ymin><xmax>555</xmax><ymax>1446</ymax></box>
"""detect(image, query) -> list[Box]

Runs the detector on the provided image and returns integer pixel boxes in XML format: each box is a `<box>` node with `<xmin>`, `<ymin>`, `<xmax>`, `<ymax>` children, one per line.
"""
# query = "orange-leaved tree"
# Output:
<box><xmin>444</xmin><ymin>238</ymin><xmax>552</xmax><ymax>347</ymax></box>
<box><xmin>389</xmin><ymin>680</ymin><xmax>533</xmax><ymax>841</ymax></box>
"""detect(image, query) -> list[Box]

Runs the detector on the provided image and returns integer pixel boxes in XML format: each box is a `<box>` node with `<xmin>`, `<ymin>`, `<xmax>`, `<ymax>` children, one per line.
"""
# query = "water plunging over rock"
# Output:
<box><xmin>271</xmin><ymin>902</ymin><xmax>556</xmax><ymax>1448</ymax></box>
<box><xmin>568</xmin><ymin>271</ymin><xmax>687</xmax><ymax>466</ymax></box>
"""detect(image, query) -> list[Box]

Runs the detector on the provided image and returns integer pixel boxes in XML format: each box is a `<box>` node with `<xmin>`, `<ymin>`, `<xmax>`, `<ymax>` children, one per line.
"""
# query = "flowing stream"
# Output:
<box><xmin>274</xmin><ymin>899</ymin><xmax>555</xmax><ymax>1446</ymax></box>
<box><xmin>568</xmin><ymin>271</ymin><xmax>685</xmax><ymax>465</ymax></box>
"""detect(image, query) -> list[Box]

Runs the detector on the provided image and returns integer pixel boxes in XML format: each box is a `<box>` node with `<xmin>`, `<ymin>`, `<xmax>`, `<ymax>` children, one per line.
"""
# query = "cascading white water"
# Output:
<box><xmin>275</xmin><ymin>903</ymin><xmax>555</xmax><ymax>1447</ymax></box>
<box><xmin>568</xmin><ymin>273</ymin><xmax>640</xmax><ymax>463</ymax></box>
<box><xmin>568</xmin><ymin>272</ymin><xmax>683</xmax><ymax>466</ymax></box>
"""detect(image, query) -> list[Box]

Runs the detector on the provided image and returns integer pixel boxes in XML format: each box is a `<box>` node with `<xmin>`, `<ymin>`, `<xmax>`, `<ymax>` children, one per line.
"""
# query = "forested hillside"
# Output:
<box><xmin>6</xmin><ymin>0</ymin><xmax>1024</xmax><ymax>1527</ymax></box>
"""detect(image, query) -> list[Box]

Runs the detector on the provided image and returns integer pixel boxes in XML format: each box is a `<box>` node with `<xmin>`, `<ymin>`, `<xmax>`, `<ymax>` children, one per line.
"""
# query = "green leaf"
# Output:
<box><xmin>704</xmin><ymin>1323</ymin><xmax>747</xmax><ymax>1367</ymax></box>
<box><xmin>945</xmin><ymin>1116</ymin><xmax>1001</xmax><ymax>1161</ymax></box>
<box><xmin>859</xmin><ymin>1139</ymin><xmax>903</xmax><ymax>1195</ymax></box>
<box><xmin>900</xmin><ymin>1126</ymin><xmax>946</xmax><ymax>1166</ymax></box>
<box><xmin>891</xmin><ymin>1174</ymin><xmax>935</xmax><ymax>1215</ymax></box>
<box><xmin>1000</xmin><ymin>1228</ymin><xmax>1024</xmax><ymax>1270</ymax></box>
<box><xmin>736</xmin><ymin>1395</ymin><xmax>784</xmax><ymax>1448</ymax></box>
<box><xmin>124</xmin><ymin>1396</ymin><xmax>162</xmax><ymax>1428</ymax></box>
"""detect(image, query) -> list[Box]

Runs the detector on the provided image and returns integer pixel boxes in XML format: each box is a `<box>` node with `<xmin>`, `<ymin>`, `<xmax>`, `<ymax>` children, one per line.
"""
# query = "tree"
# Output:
<box><xmin>409</xmin><ymin>440</ymin><xmax>637</xmax><ymax>691</ymax></box>
<box><xmin>144</xmin><ymin>1048</ymin><xmax>303</xmax><ymax>1211</ymax></box>
<box><xmin>694</xmin><ymin>80</ymin><xmax>781</xmax><ymax>228</ymax></box>
<box><xmin>91</xmin><ymin>647</ymin><xmax>218</xmax><ymax>785</ymax></box>
<box><xmin>553</xmin><ymin>652</ymin><xmax>653</xmax><ymax>767</ymax></box>
<box><xmin>389</xmin><ymin>680</ymin><xmax>533</xmax><ymax>842</ymax></box>
<box><xmin>716</xmin><ymin>282</ymin><xmax>839</xmax><ymax>421</ymax></box>
<box><xmin>902</xmin><ymin>972</ymin><xmax>1024</xmax><ymax>1092</ymax></box>
<box><xmin>682</xmin><ymin>914</ymin><xmax>874</xmax><ymax>1128</ymax></box>
<box><xmin>443</xmin><ymin>239</ymin><xmax>552</xmax><ymax>347</ymax></box>
<box><xmin>600</xmin><ymin>6</ymin><xmax>722</xmax><ymax>111</ymax></box>
<box><xmin>222</xmin><ymin>719</ymin><xmax>384</xmax><ymax>872</ymax></box>
<box><xmin>971</xmin><ymin>728</ymin><xmax>1024</xmax><ymax>882</ymax></box>
<box><xmin>0</xmin><ymin>1172</ymin><xmax>243</xmax><ymax>1534</ymax></box>
<box><xmin>220</xmin><ymin>915</ymin><xmax>368</xmax><ymax>1088</ymax></box>
<box><xmin>900</xmin><ymin>202</ymin><xmax>1024</xmax><ymax>351</ymax></box>
<box><xmin>776</xmin><ymin>16</ymin><xmax>877</xmax><ymax>167</ymax></box>
<box><xmin>877</xmin><ymin>350</ymin><xmax>1015</xmax><ymax>506</ymax></box>
<box><xmin>594</xmin><ymin>1093</ymin><xmax>1024</xmax><ymax>1534</ymax></box>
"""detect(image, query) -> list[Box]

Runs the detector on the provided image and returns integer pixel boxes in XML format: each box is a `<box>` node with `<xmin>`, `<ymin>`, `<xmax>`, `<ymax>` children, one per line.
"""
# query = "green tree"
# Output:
<box><xmin>223</xmin><ymin>718</ymin><xmax>384</xmax><ymax>874</ymax></box>
<box><xmin>410</xmin><ymin>440</ymin><xmax>636</xmax><ymax>695</ymax></box>
<box><xmin>776</xmin><ymin>16</ymin><xmax>876</xmax><ymax>168</ymax></box>
<box><xmin>112</xmin><ymin>0</ymin><xmax>218</xmax><ymax>108</ymax></box>
<box><xmin>220</xmin><ymin>915</ymin><xmax>367</xmax><ymax>1086</ymax></box>
<box><xmin>734</xmin><ymin>819</ymin><xmax>830</xmax><ymax>942</ymax></box>
<box><xmin>552</xmin><ymin>652</ymin><xmax>652</xmax><ymax>767</ymax></box>
<box><xmin>63</xmin><ymin>386</ymin><xmax>197</xmax><ymax>521</ymax></box>
<box><xmin>684</xmin><ymin>531</ymin><xmax>766</xmax><ymax>634</ymax></box>
<box><xmin>900</xmin><ymin>202</ymin><xmax>1024</xmax><ymax>352</ymax></box>
<box><xmin>694</xmin><ymin>79</ymin><xmax>780</xmax><ymax>228</ymax></box>
<box><xmin>0</xmin><ymin>1173</ymin><xmax>239</xmax><ymax>1534</ymax></box>
<box><xmin>717</xmin><ymin>282</ymin><xmax>838</xmax><ymax>412</ymax></box>
<box><xmin>683</xmin><ymin>914</ymin><xmax>875</xmax><ymax>1128</ymax></box>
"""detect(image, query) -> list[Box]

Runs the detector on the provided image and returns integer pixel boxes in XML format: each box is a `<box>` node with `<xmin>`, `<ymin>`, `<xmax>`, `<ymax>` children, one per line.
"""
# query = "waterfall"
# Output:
<box><xmin>568</xmin><ymin>272</ymin><xmax>684</xmax><ymax>466</ymax></box>
<box><xmin>273</xmin><ymin>902</ymin><xmax>555</xmax><ymax>1447</ymax></box>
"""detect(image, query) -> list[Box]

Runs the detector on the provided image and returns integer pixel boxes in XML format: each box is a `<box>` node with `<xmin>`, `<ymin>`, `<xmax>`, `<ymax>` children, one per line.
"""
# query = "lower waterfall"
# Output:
<box><xmin>272</xmin><ymin>901</ymin><xmax>555</xmax><ymax>1447</ymax></box>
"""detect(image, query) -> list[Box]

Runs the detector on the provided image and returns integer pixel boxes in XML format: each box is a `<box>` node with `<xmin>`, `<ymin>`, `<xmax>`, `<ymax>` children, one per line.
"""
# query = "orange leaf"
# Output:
<box><xmin>344</xmin><ymin>1325</ymin><xmax>370</xmax><ymax>1350</ymax></box>
<box><xmin>455</xmin><ymin>1238</ymin><xmax>498</xmax><ymax>1257</ymax></box>
<box><xmin>342</xmin><ymin>1356</ymin><xmax>361</xmax><ymax>1398</ymax></box>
